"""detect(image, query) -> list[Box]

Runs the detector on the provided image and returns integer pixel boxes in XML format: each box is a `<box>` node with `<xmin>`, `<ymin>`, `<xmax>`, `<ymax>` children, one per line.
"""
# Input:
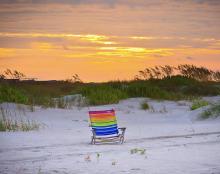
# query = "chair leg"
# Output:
<box><xmin>119</xmin><ymin>135</ymin><xmax>124</xmax><ymax>144</ymax></box>
<box><xmin>91</xmin><ymin>130</ymin><xmax>96</xmax><ymax>144</ymax></box>
<box><xmin>91</xmin><ymin>136</ymin><xmax>95</xmax><ymax>144</ymax></box>
<box><xmin>119</xmin><ymin>128</ymin><xmax>126</xmax><ymax>144</ymax></box>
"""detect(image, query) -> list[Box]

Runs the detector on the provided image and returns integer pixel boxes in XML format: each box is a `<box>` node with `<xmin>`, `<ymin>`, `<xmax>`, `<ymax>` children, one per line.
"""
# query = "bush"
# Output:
<box><xmin>183</xmin><ymin>83</ymin><xmax>220</xmax><ymax>96</ymax></box>
<box><xmin>124</xmin><ymin>81</ymin><xmax>184</xmax><ymax>100</ymax></box>
<box><xmin>190</xmin><ymin>99</ymin><xmax>209</xmax><ymax>110</ymax></box>
<box><xmin>79</xmin><ymin>85</ymin><xmax>128</xmax><ymax>105</ymax></box>
<box><xmin>141</xmin><ymin>101</ymin><xmax>150</xmax><ymax>110</ymax></box>
<box><xmin>201</xmin><ymin>103</ymin><xmax>220</xmax><ymax>119</ymax></box>
<box><xmin>0</xmin><ymin>85</ymin><xmax>28</xmax><ymax>104</ymax></box>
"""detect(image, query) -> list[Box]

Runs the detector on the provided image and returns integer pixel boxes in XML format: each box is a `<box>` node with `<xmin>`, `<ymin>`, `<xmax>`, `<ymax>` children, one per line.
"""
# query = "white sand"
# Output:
<box><xmin>0</xmin><ymin>97</ymin><xmax>220</xmax><ymax>174</ymax></box>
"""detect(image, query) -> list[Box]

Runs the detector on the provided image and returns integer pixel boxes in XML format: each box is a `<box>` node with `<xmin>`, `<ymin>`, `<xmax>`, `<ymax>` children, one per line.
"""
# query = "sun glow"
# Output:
<box><xmin>0</xmin><ymin>48</ymin><xmax>15</xmax><ymax>57</ymax></box>
<box><xmin>0</xmin><ymin>32</ymin><xmax>220</xmax><ymax>81</ymax></box>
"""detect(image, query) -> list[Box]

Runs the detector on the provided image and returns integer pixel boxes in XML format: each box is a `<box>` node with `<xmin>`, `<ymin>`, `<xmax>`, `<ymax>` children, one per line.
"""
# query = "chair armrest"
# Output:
<box><xmin>118</xmin><ymin>127</ymin><xmax>126</xmax><ymax>132</ymax></box>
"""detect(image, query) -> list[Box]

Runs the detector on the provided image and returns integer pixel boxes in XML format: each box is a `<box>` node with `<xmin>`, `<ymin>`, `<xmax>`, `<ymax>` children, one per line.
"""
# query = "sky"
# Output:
<box><xmin>0</xmin><ymin>0</ymin><xmax>220</xmax><ymax>82</ymax></box>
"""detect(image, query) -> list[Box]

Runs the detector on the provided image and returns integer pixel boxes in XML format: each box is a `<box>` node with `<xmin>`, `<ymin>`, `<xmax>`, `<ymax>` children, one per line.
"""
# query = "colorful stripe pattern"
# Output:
<box><xmin>89</xmin><ymin>109</ymin><xmax>119</xmax><ymax>136</ymax></box>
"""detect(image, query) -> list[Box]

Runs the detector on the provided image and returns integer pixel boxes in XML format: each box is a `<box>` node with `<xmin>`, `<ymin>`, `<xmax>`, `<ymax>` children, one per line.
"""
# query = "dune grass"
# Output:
<box><xmin>0</xmin><ymin>118</ymin><xmax>40</xmax><ymax>131</ymax></box>
<box><xmin>201</xmin><ymin>103</ymin><xmax>220</xmax><ymax>119</ymax></box>
<box><xmin>0</xmin><ymin>106</ymin><xmax>40</xmax><ymax>131</ymax></box>
<box><xmin>74</xmin><ymin>76</ymin><xmax>219</xmax><ymax>105</ymax></box>
<box><xmin>79</xmin><ymin>85</ymin><xmax>128</xmax><ymax>105</ymax></box>
<box><xmin>190</xmin><ymin>99</ymin><xmax>209</xmax><ymax>110</ymax></box>
<box><xmin>0</xmin><ymin>74</ymin><xmax>220</xmax><ymax>106</ymax></box>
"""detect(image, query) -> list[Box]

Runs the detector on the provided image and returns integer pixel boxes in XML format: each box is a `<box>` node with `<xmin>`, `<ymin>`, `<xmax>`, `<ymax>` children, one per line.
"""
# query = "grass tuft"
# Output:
<box><xmin>140</xmin><ymin>101</ymin><xmax>150</xmax><ymax>110</ymax></box>
<box><xmin>190</xmin><ymin>99</ymin><xmax>209</xmax><ymax>110</ymax></box>
<box><xmin>0</xmin><ymin>117</ymin><xmax>40</xmax><ymax>131</ymax></box>
<box><xmin>201</xmin><ymin>103</ymin><xmax>220</xmax><ymax>119</ymax></box>
<box><xmin>130</xmin><ymin>148</ymin><xmax>146</xmax><ymax>155</ymax></box>
<box><xmin>0</xmin><ymin>106</ymin><xmax>40</xmax><ymax>132</ymax></box>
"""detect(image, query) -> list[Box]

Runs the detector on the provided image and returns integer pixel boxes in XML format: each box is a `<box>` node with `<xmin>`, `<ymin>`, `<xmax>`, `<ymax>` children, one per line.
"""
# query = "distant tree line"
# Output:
<box><xmin>135</xmin><ymin>64</ymin><xmax>220</xmax><ymax>82</ymax></box>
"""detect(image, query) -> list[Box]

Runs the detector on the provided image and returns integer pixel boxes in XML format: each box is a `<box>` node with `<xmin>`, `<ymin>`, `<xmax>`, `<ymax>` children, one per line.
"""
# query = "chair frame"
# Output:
<box><xmin>91</xmin><ymin>127</ymin><xmax>126</xmax><ymax>144</ymax></box>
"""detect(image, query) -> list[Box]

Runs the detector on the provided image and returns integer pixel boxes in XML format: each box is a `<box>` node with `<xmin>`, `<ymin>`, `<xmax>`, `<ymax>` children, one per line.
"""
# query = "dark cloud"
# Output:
<box><xmin>0</xmin><ymin>0</ymin><xmax>163</xmax><ymax>7</ymax></box>
<box><xmin>171</xmin><ymin>0</ymin><xmax>220</xmax><ymax>6</ymax></box>
<box><xmin>0</xmin><ymin>0</ymin><xmax>118</xmax><ymax>5</ymax></box>
<box><xmin>1</xmin><ymin>0</ymin><xmax>220</xmax><ymax>6</ymax></box>
<box><xmin>192</xmin><ymin>0</ymin><xmax>220</xmax><ymax>5</ymax></box>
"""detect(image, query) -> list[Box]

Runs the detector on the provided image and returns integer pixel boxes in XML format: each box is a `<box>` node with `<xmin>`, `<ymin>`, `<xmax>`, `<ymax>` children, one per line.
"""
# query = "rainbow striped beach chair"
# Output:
<box><xmin>89</xmin><ymin>109</ymin><xmax>126</xmax><ymax>144</ymax></box>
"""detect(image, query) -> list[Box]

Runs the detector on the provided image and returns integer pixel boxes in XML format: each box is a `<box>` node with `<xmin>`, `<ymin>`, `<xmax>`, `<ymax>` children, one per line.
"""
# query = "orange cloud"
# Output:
<box><xmin>31</xmin><ymin>42</ymin><xmax>58</xmax><ymax>50</ymax></box>
<box><xmin>0</xmin><ymin>48</ymin><xmax>15</xmax><ymax>57</ymax></box>
<box><xmin>98</xmin><ymin>47</ymin><xmax>174</xmax><ymax>57</ymax></box>
<box><xmin>0</xmin><ymin>32</ymin><xmax>117</xmax><ymax>45</ymax></box>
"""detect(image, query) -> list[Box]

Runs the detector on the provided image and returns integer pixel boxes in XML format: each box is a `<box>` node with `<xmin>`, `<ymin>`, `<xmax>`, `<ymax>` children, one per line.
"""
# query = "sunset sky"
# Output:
<box><xmin>0</xmin><ymin>0</ymin><xmax>220</xmax><ymax>82</ymax></box>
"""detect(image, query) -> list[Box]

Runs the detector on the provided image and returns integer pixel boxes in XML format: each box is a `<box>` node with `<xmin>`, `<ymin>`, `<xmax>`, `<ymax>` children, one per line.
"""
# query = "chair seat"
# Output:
<box><xmin>95</xmin><ymin>134</ymin><xmax>120</xmax><ymax>139</ymax></box>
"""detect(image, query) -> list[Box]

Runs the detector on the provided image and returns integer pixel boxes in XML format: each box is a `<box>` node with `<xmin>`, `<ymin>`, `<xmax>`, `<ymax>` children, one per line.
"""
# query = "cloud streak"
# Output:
<box><xmin>1</xmin><ymin>0</ymin><xmax>220</xmax><ymax>6</ymax></box>
<box><xmin>0</xmin><ymin>0</ymin><xmax>220</xmax><ymax>81</ymax></box>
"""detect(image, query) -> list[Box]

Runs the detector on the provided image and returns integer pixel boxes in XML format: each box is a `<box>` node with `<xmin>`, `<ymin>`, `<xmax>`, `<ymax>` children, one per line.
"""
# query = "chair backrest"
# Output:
<box><xmin>89</xmin><ymin>109</ymin><xmax>119</xmax><ymax>136</ymax></box>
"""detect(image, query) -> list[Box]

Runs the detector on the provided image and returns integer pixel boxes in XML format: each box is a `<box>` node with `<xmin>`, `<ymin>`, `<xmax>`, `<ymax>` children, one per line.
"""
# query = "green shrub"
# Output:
<box><xmin>201</xmin><ymin>103</ymin><xmax>220</xmax><ymax>119</ymax></box>
<box><xmin>183</xmin><ymin>83</ymin><xmax>220</xmax><ymax>96</ymax></box>
<box><xmin>141</xmin><ymin>102</ymin><xmax>150</xmax><ymax>110</ymax></box>
<box><xmin>77</xmin><ymin>82</ymin><xmax>184</xmax><ymax>105</ymax></box>
<box><xmin>190</xmin><ymin>99</ymin><xmax>209</xmax><ymax>110</ymax></box>
<box><xmin>124</xmin><ymin>82</ymin><xmax>184</xmax><ymax>100</ymax></box>
<box><xmin>75</xmin><ymin>79</ymin><xmax>216</xmax><ymax>105</ymax></box>
<box><xmin>0</xmin><ymin>85</ymin><xmax>28</xmax><ymax>104</ymax></box>
<box><xmin>130</xmin><ymin>148</ymin><xmax>146</xmax><ymax>155</ymax></box>
<box><xmin>79</xmin><ymin>85</ymin><xmax>128</xmax><ymax>105</ymax></box>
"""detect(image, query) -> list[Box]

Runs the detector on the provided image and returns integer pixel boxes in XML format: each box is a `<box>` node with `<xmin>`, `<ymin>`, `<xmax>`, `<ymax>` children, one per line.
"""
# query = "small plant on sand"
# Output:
<box><xmin>37</xmin><ymin>167</ymin><xmax>43</xmax><ymax>174</ymax></box>
<box><xmin>140</xmin><ymin>149</ymin><xmax>146</xmax><ymax>155</ymax></box>
<box><xmin>140</xmin><ymin>101</ymin><xmax>150</xmax><ymax>110</ymax></box>
<box><xmin>84</xmin><ymin>154</ymin><xmax>91</xmax><ymax>162</ymax></box>
<box><xmin>201</xmin><ymin>103</ymin><xmax>220</xmax><ymax>119</ymax></box>
<box><xmin>130</xmin><ymin>148</ymin><xmax>138</xmax><ymax>154</ymax></box>
<box><xmin>190</xmin><ymin>99</ymin><xmax>209</xmax><ymax>110</ymax></box>
<box><xmin>111</xmin><ymin>161</ymin><xmax>116</xmax><ymax>165</ymax></box>
<box><xmin>130</xmin><ymin>148</ymin><xmax>146</xmax><ymax>155</ymax></box>
<box><xmin>96</xmin><ymin>153</ymin><xmax>100</xmax><ymax>158</ymax></box>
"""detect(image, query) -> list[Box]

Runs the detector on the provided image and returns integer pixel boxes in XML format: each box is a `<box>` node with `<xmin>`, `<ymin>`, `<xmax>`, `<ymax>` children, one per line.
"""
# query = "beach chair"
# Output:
<box><xmin>89</xmin><ymin>109</ymin><xmax>126</xmax><ymax>144</ymax></box>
